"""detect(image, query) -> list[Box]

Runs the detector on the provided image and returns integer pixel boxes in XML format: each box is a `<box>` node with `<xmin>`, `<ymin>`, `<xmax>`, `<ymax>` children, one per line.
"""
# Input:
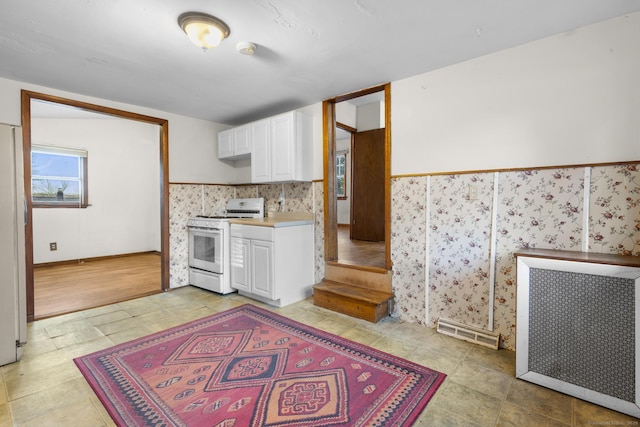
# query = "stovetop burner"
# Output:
<box><xmin>188</xmin><ymin>198</ymin><xmax>265</xmax><ymax>226</ymax></box>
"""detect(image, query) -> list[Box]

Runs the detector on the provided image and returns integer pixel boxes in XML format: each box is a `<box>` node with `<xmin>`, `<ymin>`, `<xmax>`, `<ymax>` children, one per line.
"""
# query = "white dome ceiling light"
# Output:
<box><xmin>178</xmin><ymin>12</ymin><xmax>230</xmax><ymax>51</ymax></box>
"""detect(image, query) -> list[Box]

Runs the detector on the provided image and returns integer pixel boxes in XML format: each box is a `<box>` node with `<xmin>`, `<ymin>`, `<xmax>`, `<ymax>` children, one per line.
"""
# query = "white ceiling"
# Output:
<box><xmin>2</xmin><ymin>1</ymin><xmax>639</xmax><ymax>125</ymax></box>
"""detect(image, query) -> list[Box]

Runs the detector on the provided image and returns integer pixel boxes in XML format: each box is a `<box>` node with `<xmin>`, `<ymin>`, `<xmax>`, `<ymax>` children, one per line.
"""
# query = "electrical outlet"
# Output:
<box><xmin>468</xmin><ymin>185</ymin><xmax>478</xmax><ymax>200</ymax></box>
<box><xmin>49</xmin><ymin>242</ymin><xmax>57</xmax><ymax>251</ymax></box>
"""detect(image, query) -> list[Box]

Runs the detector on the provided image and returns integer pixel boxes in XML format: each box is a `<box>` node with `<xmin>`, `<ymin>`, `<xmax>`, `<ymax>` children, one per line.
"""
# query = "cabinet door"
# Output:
<box><xmin>251</xmin><ymin>119</ymin><xmax>271</xmax><ymax>183</ymax></box>
<box><xmin>233</xmin><ymin>125</ymin><xmax>251</xmax><ymax>156</ymax></box>
<box><xmin>230</xmin><ymin>237</ymin><xmax>251</xmax><ymax>292</ymax></box>
<box><xmin>217</xmin><ymin>129</ymin><xmax>234</xmax><ymax>159</ymax></box>
<box><xmin>270</xmin><ymin>112</ymin><xmax>295</xmax><ymax>182</ymax></box>
<box><xmin>251</xmin><ymin>240</ymin><xmax>274</xmax><ymax>299</ymax></box>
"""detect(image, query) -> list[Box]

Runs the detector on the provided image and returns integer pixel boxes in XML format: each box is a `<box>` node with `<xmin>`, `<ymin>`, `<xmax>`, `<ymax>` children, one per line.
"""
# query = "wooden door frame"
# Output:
<box><xmin>20</xmin><ymin>90</ymin><xmax>170</xmax><ymax>322</ymax></box>
<box><xmin>335</xmin><ymin>122</ymin><xmax>356</xmax><ymax>232</ymax></box>
<box><xmin>323</xmin><ymin>83</ymin><xmax>392</xmax><ymax>270</ymax></box>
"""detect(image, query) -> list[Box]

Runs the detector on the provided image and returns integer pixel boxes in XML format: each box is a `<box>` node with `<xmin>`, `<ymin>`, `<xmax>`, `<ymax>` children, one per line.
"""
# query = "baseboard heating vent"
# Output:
<box><xmin>437</xmin><ymin>318</ymin><xmax>500</xmax><ymax>350</ymax></box>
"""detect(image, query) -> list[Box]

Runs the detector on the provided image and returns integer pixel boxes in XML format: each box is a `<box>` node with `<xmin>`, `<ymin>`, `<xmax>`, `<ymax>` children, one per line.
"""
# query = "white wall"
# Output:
<box><xmin>336</xmin><ymin>102</ymin><xmax>357</xmax><ymax>128</ymax></box>
<box><xmin>32</xmin><ymin>118</ymin><xmax>160</xmax><ymax>263</ymax></box>
<box><xmin>3</xmin><ymin>12</ymin><xmax>637</xmax><ymax>190</ymax></box>
<box><xmin>168</xmin><ymin>116</ymin><xmax>235</xmax><ymax>183</ymax></box>
<box><xmin>0</xmin><ymin>76</ymin><xmax>233</xmax><ymax>183</ymax></box>
<box><xmin>356</xmin><ymin>102</ymin><xmax>384</xmax><ymax>131</ymax></box>
<box><xmin>392</xmin><ymin>12</ymin><xmax>640</xmax><ymax>175</ymax></box>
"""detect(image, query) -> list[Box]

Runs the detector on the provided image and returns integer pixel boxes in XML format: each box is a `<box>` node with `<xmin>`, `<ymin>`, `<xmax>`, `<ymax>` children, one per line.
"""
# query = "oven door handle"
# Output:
<box><xmin>188</xmin><ymin>227</ymin><xmax>222</xmax><ymax>233</ymax></box>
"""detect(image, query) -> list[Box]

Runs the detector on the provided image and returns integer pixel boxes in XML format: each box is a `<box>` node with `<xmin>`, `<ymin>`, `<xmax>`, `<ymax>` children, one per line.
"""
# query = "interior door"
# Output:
<box><xmin>350</xmin><ymin>128</ymin><xmax>385</xmax><ymax>242</ymax></box>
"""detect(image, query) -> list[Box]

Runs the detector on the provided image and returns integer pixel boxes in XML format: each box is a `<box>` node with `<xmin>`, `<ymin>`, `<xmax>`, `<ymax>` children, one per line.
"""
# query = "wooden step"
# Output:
<box><xmin>313</xmin><ymin>280</ymin><xmax>394</xmax><ymax>323</ymax></box>
<box><xmin>325</xmin><ymin>262</ymin><xmax>392</xmax><ymax>293</ymax></box>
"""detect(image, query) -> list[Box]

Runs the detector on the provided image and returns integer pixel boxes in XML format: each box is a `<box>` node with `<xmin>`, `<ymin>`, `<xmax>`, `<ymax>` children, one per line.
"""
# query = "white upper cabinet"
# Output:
<box><xmin>250</xmin><ymin>119</ymin><xmax>271</xmax><ymax>182</ymax></box>
<box><xmin>233</xmin><ymin>125</ymin><xmax>251</xmax><ymax>157</ymax></box>
<box><xmin>218</xmin><ymin>110</ymin><xmax>312</xmax><ymax>183</ymax></box>
<box><xmin>252</xmin><ymin>111</ymin><xmax>312</xmax><ymax>183</ymax></box>
<box><xmin>217</xmin><ymin>124</ymin><xmax>251</xmax><ymax>160</ymax></box>
<box><xmin>217</xmin><ymin>128</ymin><xmax>234</xmax><ymax>159</ymax></box>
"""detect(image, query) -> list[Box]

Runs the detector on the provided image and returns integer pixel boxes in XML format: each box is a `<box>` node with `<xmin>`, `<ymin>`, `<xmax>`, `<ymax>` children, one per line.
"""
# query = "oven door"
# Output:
<box><xmin>188</xmin><ymin>227</ymin><xmax>223</xmax><ymax>273</ymax></box>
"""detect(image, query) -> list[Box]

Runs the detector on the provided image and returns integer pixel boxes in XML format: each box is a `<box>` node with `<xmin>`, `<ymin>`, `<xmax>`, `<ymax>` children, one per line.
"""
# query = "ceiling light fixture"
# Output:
<box><xmin>178</xmin><ymin>12</ymin><xmax>230</xmax><ymax>51</ymax></box>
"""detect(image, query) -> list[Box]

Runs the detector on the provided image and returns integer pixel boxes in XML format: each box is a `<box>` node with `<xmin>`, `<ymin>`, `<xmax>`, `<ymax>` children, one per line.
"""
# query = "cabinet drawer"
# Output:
<box><xmin>230</xmin><ymin>224</ymin><xmax>274</xmax><ymax>241</ymax></box>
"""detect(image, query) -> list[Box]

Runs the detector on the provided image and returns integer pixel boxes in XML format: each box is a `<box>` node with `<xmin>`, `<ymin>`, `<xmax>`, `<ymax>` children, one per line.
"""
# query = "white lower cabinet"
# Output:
<box><xmin>230</xmin><ymin>223</ymin><xmax>314</xmax><ymax>307</ymax></box>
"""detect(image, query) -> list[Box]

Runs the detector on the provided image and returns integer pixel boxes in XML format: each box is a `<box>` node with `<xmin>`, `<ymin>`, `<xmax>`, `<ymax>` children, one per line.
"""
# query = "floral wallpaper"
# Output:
<box><xmin>284</xmin><ymin>182</ymin><xmax>314</xmax><ymax>213</ymax></box>
<box><xmin>258</xmin><ymin>184</ymin><xmax>284</xmax><ymax>213</ymax></box>
<box><xmin>389</xmin><ymin>164</ymin><xmax>637</xmax><ymax>351</ymax></box>
<box><xmin>313</xmin><ymin>182</ymin><xmax>325</xmax><ymax>283</ymax></box>
<box><xmin>168</xmin><ymin>184</ymin><xmax>203</xmax><ymax>287</ymax></box>
<box><xmin>390</xmin><ymin>177</ymin><xmax>427</xmax><ymax>324</ymax></box>
<box><xmin>203</xmin><ymin>186</ymin><xmax>235</xmax><ymax>217</ymax></box>
<box><xmin>168</xmin><ymin>162</ymin><xmax>639</xmax><ymax>351</ymax></box>
<box><xmin>589</xmin><ymin>164</ymin><xmax>640</xmax><ymax>256</ymax></box>
<box><xmin>428</xmin><ymin>174</ymin><xmax>494</xmax><ymax>331</ymax></box>
<box><xmin>235</xmin><ymin>185</ymin><xmax>258</xmax><ymax>199</ymax></box>
<box><xmin>168</xmin><ymin>182</ymin><xmax>315</xmax><ymax>289</ymax></box>
<box><xmin>493</xmin><ymin>168</ymin><xmax>584</xmax><ymax>349</ymax></box>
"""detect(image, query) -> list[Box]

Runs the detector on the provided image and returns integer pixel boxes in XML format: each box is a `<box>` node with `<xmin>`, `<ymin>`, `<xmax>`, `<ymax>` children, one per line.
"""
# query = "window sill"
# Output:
<box><xmin>33</xmin><ymin>203</ymin><xmax>89</xmax><ymax>209</ymax></box>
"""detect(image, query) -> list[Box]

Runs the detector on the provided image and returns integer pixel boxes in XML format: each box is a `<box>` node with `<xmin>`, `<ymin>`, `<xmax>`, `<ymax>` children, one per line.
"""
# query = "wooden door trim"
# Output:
<box><xmin>337</xmin><ymin>122</ymin><xmax>357</xmax><ymax>133</ymax></box>
<box><xmin>322</xmin><ymin>100</ymin><xmax>337</xmax><ymax>262</ymax></box>
<box><xmin>383</xmin><ymin>84</ymin><xmax>392</xmax><ymax>269</ymax></box>
<box><xmin>323</xmin><ymin>83</ymin><xmax>392</xmax><ymax>270</ymax></box>
<box><xmin>20</xmin><ymin>90</ymin><xmax>170</xmax><ymax>321</ymax></box>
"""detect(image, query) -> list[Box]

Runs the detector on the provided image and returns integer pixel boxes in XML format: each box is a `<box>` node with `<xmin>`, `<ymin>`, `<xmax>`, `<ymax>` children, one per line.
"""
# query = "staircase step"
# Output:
<box><xmin>325</xmin><ymin>263</ymin><xmax>392</xmax><ymax>293</ymax></box>
<box><xmin>313</xmin><ymin>280</ymin><xmax>394</xmax><ymax>323</ymax></box>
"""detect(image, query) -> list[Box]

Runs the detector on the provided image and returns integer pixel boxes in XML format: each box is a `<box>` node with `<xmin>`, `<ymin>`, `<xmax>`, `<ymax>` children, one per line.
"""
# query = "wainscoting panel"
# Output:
<box><xmin>589</xmin><ymin>164</ymin><xmax>640</xmax><ymax>255</ymax></box>
<box><xmin>390</xmin><ymin>177</ymin><xmax>428</xmax><ymax>324</ymax></box>
<box><xmin>389</xmin><ymin>162</ymin><xmax>638</xmax><ymax>350</ymax></box>
<box><xmin>428</xmin><ymin>174</ymin><xmax>495</xmax><ymax>332</ymax></box>
<box><xmin>167</xmin><ymin>163</ymin><xmax>639</xmax><ymax>350</ymax></box>
<box><xmin>493</xmin><ymin>168</ymin><xmax>585</xmax><ymax>348</ymax></box>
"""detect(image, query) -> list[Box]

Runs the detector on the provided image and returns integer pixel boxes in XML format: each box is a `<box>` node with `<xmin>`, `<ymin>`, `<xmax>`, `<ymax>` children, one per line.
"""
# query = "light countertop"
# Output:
<box><xmin>230</xmin><ymin>213</ymin><xmax>314</xmax><ymax>228</ymax></box>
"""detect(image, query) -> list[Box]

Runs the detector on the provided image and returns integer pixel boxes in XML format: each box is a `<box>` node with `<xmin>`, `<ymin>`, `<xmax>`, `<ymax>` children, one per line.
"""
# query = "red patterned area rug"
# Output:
<box><xmin>75</xmin><ymin>304</ymin><xmax>446</xmax><ymax>426</ymax></box>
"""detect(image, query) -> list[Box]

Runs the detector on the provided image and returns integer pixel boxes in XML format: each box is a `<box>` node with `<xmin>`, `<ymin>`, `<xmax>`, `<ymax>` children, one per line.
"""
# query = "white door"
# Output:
<box><xmin>251</xmin><ymin>119</ymin><xmax>270</xmax><ymax>183</ymax></box>
<box><xmin>0</xmin><ymin>124</ymin><xmax>26</xmax><ymax>366</ymax></box>
<box><xmin>270</xmin><ymin>112</ymin><xmax>295</xmax><ymax>182</ymax></box>
<box><xmin>230</xmin><ymin>237</ymin><xmax>251</xmax><ymax>292</ymax></box>
<box><xmin>251</xmin><ymin>240</ymin><xmax>274</xmax><ymax>299</ymax></box>
<box><xmin>233</xmin><ymin>124</ymin><xmax>251</xmax><ymax>157</ymax></box>
<box><xmin>217</xmin><ymin>129</ymin><xmax>234</xmax><ymax>159</ymax></box>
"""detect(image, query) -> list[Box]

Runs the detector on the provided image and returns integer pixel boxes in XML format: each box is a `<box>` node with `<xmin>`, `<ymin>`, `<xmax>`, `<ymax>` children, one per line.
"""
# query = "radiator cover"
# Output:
<box><xmin>516</xmin><ymin>256</ymin><xmax>640</xmax><ymax>418</ymax></box>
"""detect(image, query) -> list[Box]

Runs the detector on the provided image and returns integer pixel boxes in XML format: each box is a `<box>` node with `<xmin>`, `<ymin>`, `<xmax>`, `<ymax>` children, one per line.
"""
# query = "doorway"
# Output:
<box><xmin>21</xmin><ymin>90</ymin><xmax>170</xmax><ymax>322</ymax></box>
<box><xmin>350</xmin><ymin>128</ymin><xmax>385</xmax><ymax>242</ymax></box>
<box><xmin>323</xmin><ymin>83</ymin><xmax>391</xmax><ymax>272</ymax></box>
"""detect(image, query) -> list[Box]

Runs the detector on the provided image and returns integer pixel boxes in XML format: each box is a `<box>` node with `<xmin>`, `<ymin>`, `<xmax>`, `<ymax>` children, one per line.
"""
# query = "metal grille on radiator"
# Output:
<box><xmin>528</xmin><ymin>268</ymin><xmax>635</xmax><ymax>403</ymax></box>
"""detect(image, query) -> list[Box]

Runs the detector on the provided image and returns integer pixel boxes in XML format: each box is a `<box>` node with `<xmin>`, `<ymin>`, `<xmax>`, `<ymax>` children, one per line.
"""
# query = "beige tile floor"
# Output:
<box><xmin>0</xmin><ymin>285</ymin><xmax>638</xmax><ymax>426</ymax></box>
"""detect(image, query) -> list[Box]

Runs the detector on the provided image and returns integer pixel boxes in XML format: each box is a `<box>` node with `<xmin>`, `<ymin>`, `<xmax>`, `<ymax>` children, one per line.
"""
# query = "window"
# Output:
<box><xmin>31</xmin><ymin>145</ymin><xmax>88</xmax><ymax>208</ymax></box>
<box><xmin>336</xmin><ymin>151</ymin><xmax>347</xmax><ymax>200</ymax></box>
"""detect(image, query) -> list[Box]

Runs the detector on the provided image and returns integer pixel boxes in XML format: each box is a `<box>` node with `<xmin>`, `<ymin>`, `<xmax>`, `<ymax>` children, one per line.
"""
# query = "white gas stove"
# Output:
<box><xmin>187</xmin><ymin>198</ymin><xmax>264</xmax><ymax>294</ymax></box>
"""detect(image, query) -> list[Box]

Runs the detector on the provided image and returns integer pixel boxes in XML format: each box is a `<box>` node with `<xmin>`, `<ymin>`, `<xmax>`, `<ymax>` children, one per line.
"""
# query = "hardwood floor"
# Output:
<box><xmin>33</xmin><ymin>252</ymin><xmax>162</xmax><ymax>320</ymax></box>
<box><xmin>337</xmin><ymin>224</ymin><xmax>385</xmax><ymax>268</ymax></box>
<box><xmin>32</xmin><ymin>233</ymin><xmax>383</xmax><ymax>320</ymax></box>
